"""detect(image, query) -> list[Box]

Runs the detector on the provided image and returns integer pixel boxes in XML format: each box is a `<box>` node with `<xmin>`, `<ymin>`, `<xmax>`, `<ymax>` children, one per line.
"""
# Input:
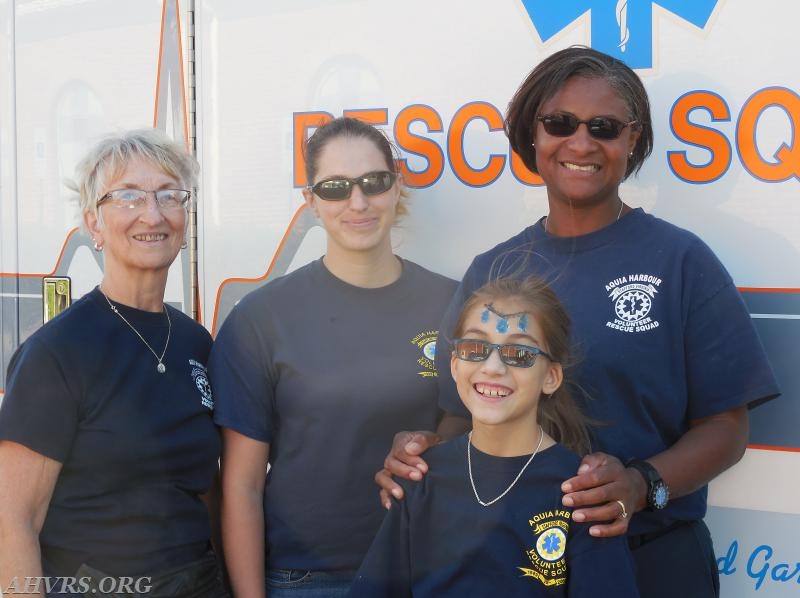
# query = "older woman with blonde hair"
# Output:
<box><xmin>0</xmin><ymin>129</ymin><xmax>226</xmax><ymax>596</ymax></box>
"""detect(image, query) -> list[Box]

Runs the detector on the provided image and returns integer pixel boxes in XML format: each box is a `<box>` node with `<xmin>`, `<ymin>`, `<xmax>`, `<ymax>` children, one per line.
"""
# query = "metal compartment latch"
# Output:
<box><xmin>43</xmin><ymin>277</ymin><xmax>72</xmax><ymax>323</ymax></box>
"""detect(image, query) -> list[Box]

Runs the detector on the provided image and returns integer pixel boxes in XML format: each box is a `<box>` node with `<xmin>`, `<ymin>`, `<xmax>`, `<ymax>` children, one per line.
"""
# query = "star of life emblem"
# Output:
<box><xmin>518</xmin><ymin>509</ymin><xmax>570</xmax><ymax>587</ymax></box>
<box><xmin>189</xmin><ymin>359</ymin><xmax>214</xmax><ymax>409</ymax></box>
<box><xmin>605</xmin><ymin>273</ymin><xmax>662</xmax><ymax>333</ymax></box>
<box><xmin>410</xmin><ymin>329</ymin><xmax>439</xmax><ymax>378</ymax></box>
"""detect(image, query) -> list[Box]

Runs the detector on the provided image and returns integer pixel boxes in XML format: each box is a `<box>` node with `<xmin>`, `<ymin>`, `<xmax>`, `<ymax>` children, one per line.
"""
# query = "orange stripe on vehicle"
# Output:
<box><xmin>0</xmin><ymin>229</ymin><xmax>79</xmax><ymax>277</ymax></box>
<box><xmin>153</xmin><ymin>0</ymin><xmax>168</xmax><ymax>128</ymax></box>
<box><xmin>210</xmin><ymin>205</ymin><xmax>308</xmax><ymax>333</ymax></box>
<box><xmin>747</xmin><ymin>444</ymin><xmax>800</xmax><ymax>453</ymax></box>
<box><xmin>175</xmin><ymin>0</ymin><xmax>190</xmax><ymax>148</ymax></box>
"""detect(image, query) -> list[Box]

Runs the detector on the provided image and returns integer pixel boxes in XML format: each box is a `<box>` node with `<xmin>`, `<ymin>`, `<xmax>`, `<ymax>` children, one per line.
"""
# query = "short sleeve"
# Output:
<box><xmin>208</xmin><ymin>305</ymin><xmax>275</xmax><ymax>442</ymax></box>
<box><xmin>0</xmin><ymin>337</ymin><xmax>80</xmax><ymax>461</ymax></box>
<box><xmin>682</xmin><ymin>244</ymin><xmax>780</xmax><ymax>419</ymax></box>
<box><xmin>684</xmin><ymin>280</ymin><xmax>779</xmax><ymax>419</ymax></box>
<box><xmin>349</xmin><ymin>496</ymin><xmax>412</xmax><ymax>597</ymax></box>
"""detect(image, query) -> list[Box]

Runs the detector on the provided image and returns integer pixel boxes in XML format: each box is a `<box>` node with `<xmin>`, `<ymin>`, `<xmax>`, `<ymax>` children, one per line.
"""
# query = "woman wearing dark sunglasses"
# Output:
<box><xmin>209</xmin><ymin>117</ymin><xmax>456</xmax><ymax>597</ymax></box>
<box><xmin>376</xmin><ymin>47</ymin><xmax>779</xmax><ymax>597</ymax></box>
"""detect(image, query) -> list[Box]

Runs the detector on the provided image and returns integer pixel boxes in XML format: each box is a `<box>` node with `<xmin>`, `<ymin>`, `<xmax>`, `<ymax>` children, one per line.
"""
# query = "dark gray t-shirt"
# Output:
<box><xmin>210</xmin><ymin>257</ymin><xmax>456</xmax><ymax>571</ymax></box>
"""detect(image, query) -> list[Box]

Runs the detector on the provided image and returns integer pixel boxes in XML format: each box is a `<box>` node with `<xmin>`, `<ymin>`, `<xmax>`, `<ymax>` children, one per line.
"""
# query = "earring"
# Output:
<box><xmin>92</xmin><ymin>239</ymin><xmax>103</xmax><ymax>252</ymax></box>
<box><xmin>181</xmin><ymin>240</ymin><xmax>188</xmax><ymax>249</ymax></box>
<box><xmin>629</xmin><ymin>151</ymin><xmax>634</xmax><ymax>158</ymax></box>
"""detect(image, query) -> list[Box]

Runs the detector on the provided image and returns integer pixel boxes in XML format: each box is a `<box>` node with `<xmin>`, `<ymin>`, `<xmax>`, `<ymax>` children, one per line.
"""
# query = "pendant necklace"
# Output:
<box><xmin>468</xmin><ymin>425</ymin><xmax>544</xmax><ymax>507</ymax></box>
<box><xmin>101</xmin><ymin>289</ymin><xmax>171</xmax><ymax>374</ymax></box>
<box><xmin>544</xmin><ymin>199</ymin><xmax>624</xmax><ymax>234</ymax></box>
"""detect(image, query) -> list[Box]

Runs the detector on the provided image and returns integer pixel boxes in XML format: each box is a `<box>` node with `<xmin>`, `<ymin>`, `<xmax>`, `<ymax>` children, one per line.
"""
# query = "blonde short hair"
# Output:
<box><xmin>70</xmin><ymin>128</ymin><xmax>199</xmax><ymax>224</ymax></box>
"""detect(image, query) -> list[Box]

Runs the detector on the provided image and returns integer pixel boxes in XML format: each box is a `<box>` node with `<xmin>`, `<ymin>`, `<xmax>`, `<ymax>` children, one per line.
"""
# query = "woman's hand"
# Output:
<box><xmin>560</xmin><ymin>452</ymin><xmax>647</xmax><ymax>538</ymax></box>
<box><xmin>375</xmin><ymin>430</ymin><xmax>440</xmax><ymax>509</ymax></box>
<box><xmin>375</xmin><ymin>414</ymin><xmax>471</xmax><ymax>509</ymax></box>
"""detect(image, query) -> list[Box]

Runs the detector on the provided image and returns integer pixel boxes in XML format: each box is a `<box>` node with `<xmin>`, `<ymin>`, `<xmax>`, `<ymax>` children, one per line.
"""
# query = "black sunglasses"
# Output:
<box><xmin>308</xmin><ymin>171</ymin><xmax>397</xmax><ymax>201</ymax></box>
<box><xmin>537</xmin><ymin>112</ymin><xmax>638</xmax><ymax>140</ymax></box>
<box><xmin>452</xmin><ymin>338</ymin><xmax>553</xmax><ymax>368</ymax></box>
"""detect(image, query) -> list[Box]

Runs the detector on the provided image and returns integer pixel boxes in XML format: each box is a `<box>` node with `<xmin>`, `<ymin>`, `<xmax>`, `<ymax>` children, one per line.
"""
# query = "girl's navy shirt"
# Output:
<box><xmin>351</xmin><ymin>436</ymin><xmax>639</xmax><ymax>597</ymax></box>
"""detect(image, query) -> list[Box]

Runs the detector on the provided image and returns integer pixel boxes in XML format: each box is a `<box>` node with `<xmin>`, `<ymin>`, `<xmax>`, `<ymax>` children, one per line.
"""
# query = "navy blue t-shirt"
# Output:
<box><xmin>210</xmin><ymin>258</ymin><xmax>457</xmax><ymax>571</ymax></box>
<box><xmin>435</xmin><ymin>209</ymin><xmax>780</xmax><ymax>534</ymax></box>
<box><xmin>350</xmin><ymin>436</ymin><xmax>639</xmax><ymax>597</ymax></box>
<box><xmin>0</xmin><ymin>288</ymin><xmax>220</xmax><ymax>576</ymax></box>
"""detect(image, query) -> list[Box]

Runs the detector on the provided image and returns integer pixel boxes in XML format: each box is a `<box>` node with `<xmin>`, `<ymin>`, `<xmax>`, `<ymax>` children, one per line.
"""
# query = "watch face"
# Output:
<box><xmin>652</xmin><ymin>482</ymin><xmax>670</xmax><ymax>509</ymax></box>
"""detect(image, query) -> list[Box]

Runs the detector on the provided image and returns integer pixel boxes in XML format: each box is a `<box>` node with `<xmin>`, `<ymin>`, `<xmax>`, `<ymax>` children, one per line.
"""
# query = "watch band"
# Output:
<box><xmin>626</xmin><ymin>459</ymin><xmax>669</xmax><ymax>510</ymax></box>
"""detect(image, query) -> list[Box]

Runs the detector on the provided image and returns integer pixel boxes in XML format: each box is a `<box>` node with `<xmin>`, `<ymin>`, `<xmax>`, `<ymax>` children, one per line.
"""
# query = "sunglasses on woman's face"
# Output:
<box><xmin>537</xmin><ymin>112</ymin><xmax>638</xmax><ymax>140</ymax></box>
<box><xmin>308</xmin><ymin>171</ymin><xmax>396</xmax><ymax>201</ymax></box>
<box><xmin>452</xmin><ymin>338</ymin><xmax>553</xmax><ymax>368</ymax></box>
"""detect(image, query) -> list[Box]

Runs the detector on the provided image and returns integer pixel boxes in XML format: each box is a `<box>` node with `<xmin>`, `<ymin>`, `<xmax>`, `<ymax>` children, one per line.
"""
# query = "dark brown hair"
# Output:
<box><xmin>505</xmin><ymin>46</ymin><xmax>653</xmax><ymax>180</ymax></box>
<box><xmin>453</xmin><ymin>276</ymin><xmax>591</xmax><ymax>455</ymax></box>
<box><xmin>303</xmin><ymin>116</ymin><xmax>407</xmax><ymax>217</ymax></box>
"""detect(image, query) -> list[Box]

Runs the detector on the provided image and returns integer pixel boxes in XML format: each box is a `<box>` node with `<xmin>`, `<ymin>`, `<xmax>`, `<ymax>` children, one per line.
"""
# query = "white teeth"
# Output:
<box><xmin>563</xmin><ymin>162</ymin><xmax>599</xmax><ymax>172</ymax></box>
<box><xmin>135</xmin><ymin>234</ymin><xmax>166</xmax><ymax>241</ymax></box>
<box><xmin>475</xmin><ymin>383</ymin><xmax>509</xmax><ymax>398</ymax></box>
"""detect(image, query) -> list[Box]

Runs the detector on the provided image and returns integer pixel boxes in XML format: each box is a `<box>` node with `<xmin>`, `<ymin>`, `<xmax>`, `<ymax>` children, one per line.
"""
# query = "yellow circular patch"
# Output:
<box><xmin>535</xmin><ymin>527</ymin><xmax>566</xmax><ymax>562</ymax></box>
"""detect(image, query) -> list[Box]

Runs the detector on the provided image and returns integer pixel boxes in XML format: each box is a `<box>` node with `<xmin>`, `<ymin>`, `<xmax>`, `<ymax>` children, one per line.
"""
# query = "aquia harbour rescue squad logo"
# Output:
<box><xmin>189</xmin><ymin>359</ymin><xmax>214</xmax><ymax>410</ymax></box>
<box><xmin>519</xmin><ymin>509</ymin><xmax>570</xmax><ymax>586</ymax></box>
<box><xmin>604</xmin><ymin>273</ymin><xmax>662</xmax><ymax>333</ymax></box>
<box><xmin>410</xmin><ymin>329</ymin><xmax>439</xmax><ymax>378</ymax></box>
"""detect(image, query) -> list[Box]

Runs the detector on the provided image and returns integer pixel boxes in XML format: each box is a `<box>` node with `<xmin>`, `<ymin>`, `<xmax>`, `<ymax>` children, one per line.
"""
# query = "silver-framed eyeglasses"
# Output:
<box><xmin>97</xmin><ymin>189</ymin><xmax>191</xmax><ymax>211</ymax></box>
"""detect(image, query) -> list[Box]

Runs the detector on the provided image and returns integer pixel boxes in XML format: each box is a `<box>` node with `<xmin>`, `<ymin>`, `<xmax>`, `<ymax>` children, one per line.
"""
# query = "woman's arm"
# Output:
<box><xmin>220</xmin><ymin>428</ymin><xmax>269</xmax><ymax>598</ymax></box>
<box><xmin>560</xmin><ymin>405</ymin><xmax>749</xmax><ymax>537</ymax></box>
<box><xmin>200</xmin><ymin>470</ymin><xmax>228</xmax><ymax>588</ymax></box>
<box><xmin>0</xmin><ymin>441</ymin><xmax>62</xmax><ymax>594</ymax></box>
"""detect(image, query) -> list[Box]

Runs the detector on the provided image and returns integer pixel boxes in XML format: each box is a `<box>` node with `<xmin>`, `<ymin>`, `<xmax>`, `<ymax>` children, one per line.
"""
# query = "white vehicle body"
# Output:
<box><xmin>0</xmin><ymin>1</ymin><xmax>797</xmax><ymax>594</ymax></box>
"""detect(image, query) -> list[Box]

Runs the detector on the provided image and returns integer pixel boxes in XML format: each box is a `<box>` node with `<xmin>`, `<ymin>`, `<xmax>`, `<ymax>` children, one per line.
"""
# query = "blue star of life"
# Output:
<box><xmin>519</xmin><ymin>0</ymin><xmax>719</xmax><ymax>68</ymax></box>
<box><xmin>543</xmin><ymin>532</ymin><xmax>562</xmax><ymax>554</ymax></box>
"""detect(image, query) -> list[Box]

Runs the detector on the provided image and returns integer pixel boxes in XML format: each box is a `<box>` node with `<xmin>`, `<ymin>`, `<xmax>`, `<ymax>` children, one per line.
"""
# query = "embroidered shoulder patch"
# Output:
<box><xmin>518</xmin><ymin>509</ymin><xmax>570</xmax><ymax>587</ymax></box>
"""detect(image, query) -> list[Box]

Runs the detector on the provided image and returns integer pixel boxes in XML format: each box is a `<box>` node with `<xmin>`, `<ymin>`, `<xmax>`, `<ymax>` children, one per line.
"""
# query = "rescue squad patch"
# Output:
<box><xmin>604</xmin><ymin>273</ymin><xmax>662</xmax><ymax>333</ymax></box>
<box><xmin>518</xmin><ymin>509</ymin><xmax>570</xmax><ymax>587</ymax></box>
<box><xmin>410</xmin><ymin>329</ymin><xmax>439</xmax><ymax>378</ymax></box>
<box><xmin>189</xmin><ymin>359</ymin><xmax>214</xmax><ymax>409</ymax></box>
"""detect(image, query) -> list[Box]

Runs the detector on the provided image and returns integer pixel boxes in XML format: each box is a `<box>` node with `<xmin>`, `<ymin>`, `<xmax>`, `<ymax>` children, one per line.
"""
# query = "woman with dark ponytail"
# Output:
<box><xmin>209</xmin><ymin>117</ymin><xmax>456</xmax><ymax>597</ymax></box>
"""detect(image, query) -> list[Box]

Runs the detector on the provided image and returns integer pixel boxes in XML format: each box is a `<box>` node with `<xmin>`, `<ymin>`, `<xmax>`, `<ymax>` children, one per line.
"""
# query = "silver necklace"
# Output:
<box><xmin>467</xmin><ymin>425</ymin><xmax>545</xmax><ymax>507</ymax></box>
<box><xmin>101</xmin><ymin>289</ymin><xmax>171</xmax><ymax>374</ymax></box>
<box><xmin>544</xmin><ymin>199</ymin><xmax>624</xmax><ymax>233</ymax></box>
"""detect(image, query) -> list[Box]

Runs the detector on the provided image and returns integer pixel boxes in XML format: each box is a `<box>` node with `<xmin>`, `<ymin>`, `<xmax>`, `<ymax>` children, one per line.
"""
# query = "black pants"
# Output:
<box><xmin>629</xmin><ymin>520</ymin><xmax>720</xmax><ymax>598</ymax></box>
<box><xmin>52</xmin><ymin>552</ymin><xmax>229</xmax><ymax>598</ymax></box>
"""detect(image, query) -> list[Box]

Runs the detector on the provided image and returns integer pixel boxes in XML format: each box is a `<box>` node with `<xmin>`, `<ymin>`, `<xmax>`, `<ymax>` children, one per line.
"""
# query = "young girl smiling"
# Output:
<box><xmin>350</xmin><ymin>277</ymin><xmax>638</xmax><ymax>597</ymax></box>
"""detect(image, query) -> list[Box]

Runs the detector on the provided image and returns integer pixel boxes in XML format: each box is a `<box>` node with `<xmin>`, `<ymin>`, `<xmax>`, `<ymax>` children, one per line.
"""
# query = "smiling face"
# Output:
<box><xmin>451</xmin><ymin>297</ymin><xmax>563</xmax><ymax>435</ymax></box>
<box><xmin>302</xmin><ymin>135</ymin><xmax>401</xmax><ymax>259</ymax></box>
<box><xmin>534</xmin><ymin>76</ymin><xmax>640</xmax><ymax>212</ymax></box>
<box><xmin>85</xmin><ymin>155</ymin><xmax>187</xmax><ymax>281</ymax></box>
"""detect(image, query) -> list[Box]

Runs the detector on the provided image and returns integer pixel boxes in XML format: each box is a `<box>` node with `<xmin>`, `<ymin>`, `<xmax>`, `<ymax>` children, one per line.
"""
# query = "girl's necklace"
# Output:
<box><xmin>467</xmin><ymin>425</ymin><xmax>544</xmax><ymax>507</ymax></box>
